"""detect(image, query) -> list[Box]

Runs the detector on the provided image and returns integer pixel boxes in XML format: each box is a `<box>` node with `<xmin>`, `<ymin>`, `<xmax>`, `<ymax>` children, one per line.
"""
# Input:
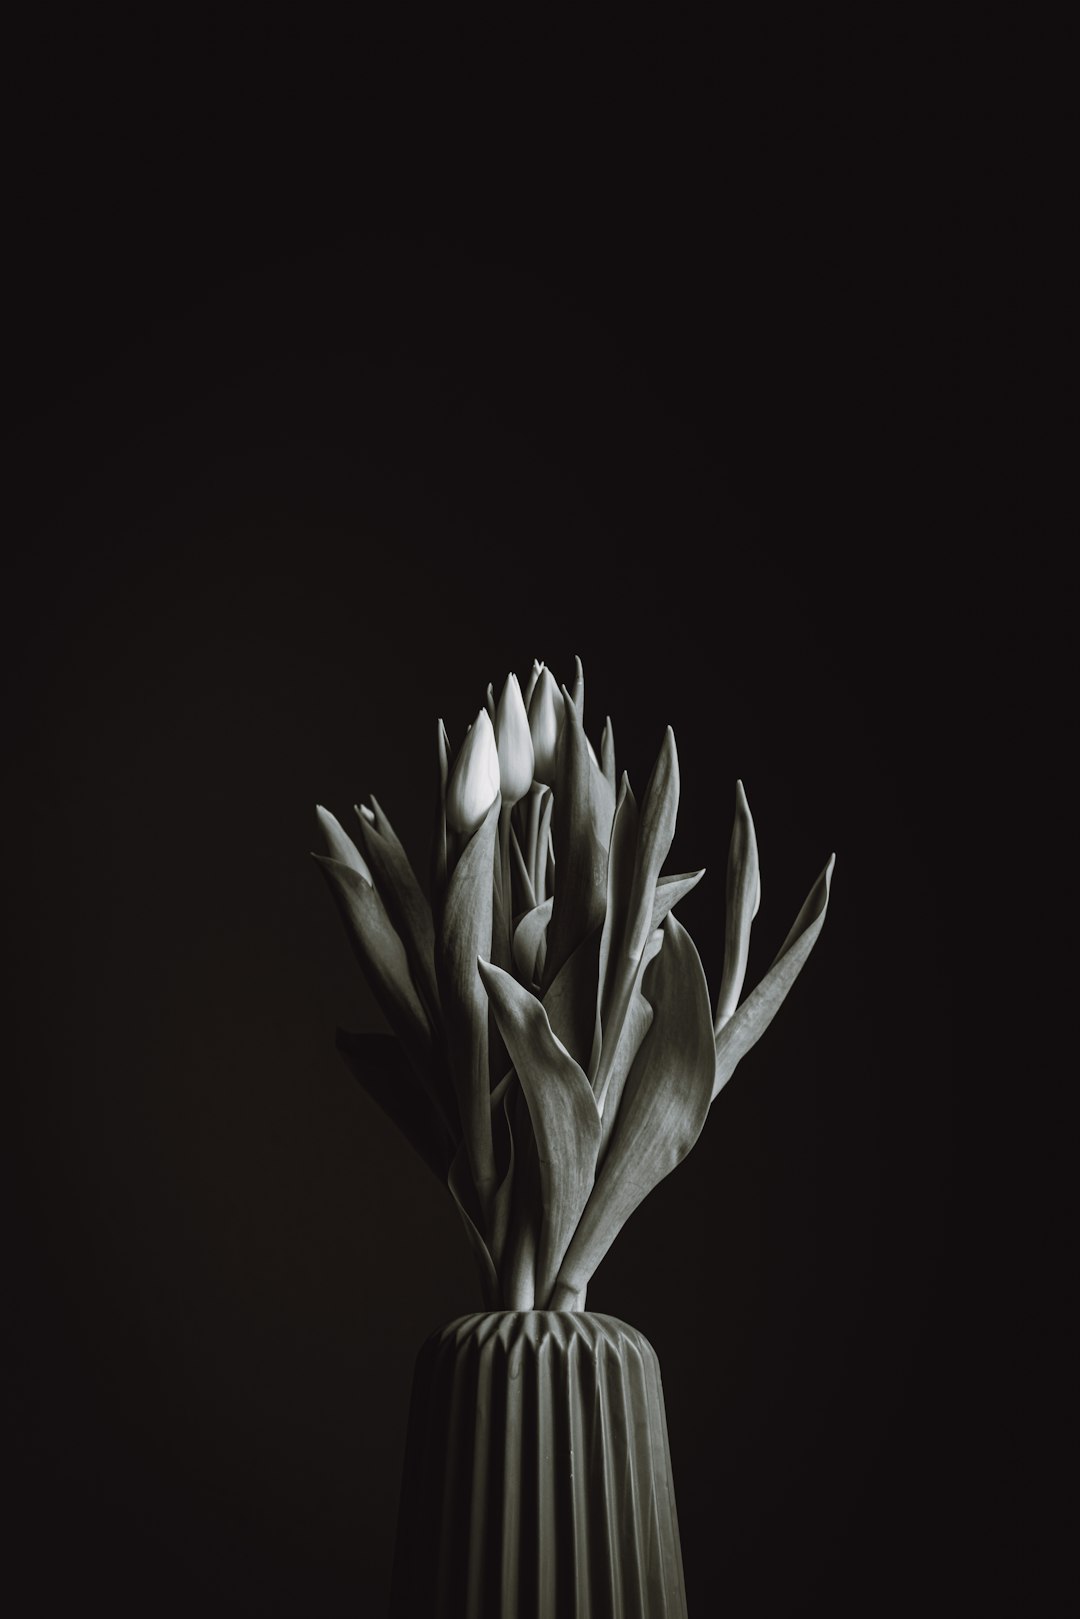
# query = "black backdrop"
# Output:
<box><xmin>6</xmin><ymin>73</ymin><xmax>968</xmax><ymax>1618</ymax></box>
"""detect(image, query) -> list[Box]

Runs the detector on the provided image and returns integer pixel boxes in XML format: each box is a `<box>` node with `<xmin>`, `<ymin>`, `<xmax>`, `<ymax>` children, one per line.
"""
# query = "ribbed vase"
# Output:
<box><xmin>389</xmin><ymin>1311</ymin><xmax>688</xmax><ymax>1619</ymax></box>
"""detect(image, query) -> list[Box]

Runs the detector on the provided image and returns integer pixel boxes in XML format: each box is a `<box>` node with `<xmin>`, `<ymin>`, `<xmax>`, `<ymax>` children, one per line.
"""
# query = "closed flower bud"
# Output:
<box><xmin>494</xmin><ymin>673</ymin><xmax>535</xmax><ymax>804</ymax></box>
<box><xmin>528</xmin><ymin>666</ymin><xmax>565</xmax><ymax>785</ymax></box>
<box><xmin>446</xmin><ymin>707</ymin><xmax>501</xmax><ymax>834</ymax></box>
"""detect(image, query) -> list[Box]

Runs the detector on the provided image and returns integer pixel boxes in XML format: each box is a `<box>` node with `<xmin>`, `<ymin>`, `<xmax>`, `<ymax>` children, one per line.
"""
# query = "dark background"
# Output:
<box><xmin>5</xmin><ymin>46</ymin><xmax>976</xmax><ymax>1619</ymax></box>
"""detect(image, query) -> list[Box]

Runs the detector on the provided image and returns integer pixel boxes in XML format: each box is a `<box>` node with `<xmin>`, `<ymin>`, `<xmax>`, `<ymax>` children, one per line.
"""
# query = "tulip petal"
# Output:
<box><xmin>355</xmin><ymin>796</ymin><xmax>441</xmax><ymax>1028</ymax></box>
<box><xmin>335</xmin><ymin>1028</ymin><xmax>455</xmax><ymax>1180</ymax></box>
<box><xmin>478</xmin><ymin>960</ymin><xmax>602</xmax><ymax>1309</ymax></box>
<box><xmin>316</xmin><ymin>805</ymin><xmax>372</xmax><ymax>882</ymax></box>
<box><xmin>551</xmin><ymin>914</ymin><xmax>716</xmax><ymax>1307</ymax></box>
<box><xmin>714</xmin><ymin>780</ymin><xmax>760</xmax><ymax>1030</ymax></box>
<box><xmin>712</xmin><ymin>855</ymin><xmax>835</xmax><ymax>1101</ymax></box>
<box><xmin>435</xmin><ymin>797</ymin><xmax>500</xmax><ymax>1210</ymax></box>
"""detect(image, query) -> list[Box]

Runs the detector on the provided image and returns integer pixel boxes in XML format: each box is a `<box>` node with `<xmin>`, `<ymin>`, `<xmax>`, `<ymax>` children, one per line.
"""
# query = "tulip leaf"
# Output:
<box><xmin>651</xmin><ymin>868</ymin><xmax>706</xmax><ymax>932</ymax></box>
<box><xmin>448</xmin><ymin>1142</ymin><xmax>499</xmax><ymax>1309</ymax></box>
<box><xmin>478</xmin><ymin>960</ymin><xmax>602</xmax><ymax>1308</ymax></box>
<box><xmin>714</xmin><ymin>780</ymin><xmax>760</xmax><ymax>1030</ymax></box>
<box><xmin>509</xmin><ymin>824</ymin><xmax>536</xmax><ymax>916</ymax></box>
<box><xmin>600</xmin><ymin>715</ymin><xmax>615</xmax><ymax>794</ymax></box>
<box><xmin>312</xmin><ymin>854</ymin><xmax>442</xmax><ymax>1106</ymax></box>
<box><xmin>435</xmin><ymin>797</ymin><xmax>500</xmax><ymax>1209</ymax></box>
<box><xmin>596</xmin><ymin>926</ymin><xmax>664</xmax><ymax>1130</ymax></box>
<box><xmin>534</xmin><ymin>787</ymin><xmax>554</xmax><ymax>903</ymax></box>
<box><xmin>590</xmin><ymin>775</ymin><xmax>638</xmax><ymax>1082</ymax></box>
<box><xmin>544</xmin><ymin>695</ymin><xmax>608</xmax><ymax>990</ymax></box>
<box><xmin>570</xmin><ymin>653</ymin><xmax>585</xmax><ymax>721</ymax></box>
<box><xmin>713</xmin><ymin>855</ymin><xmax>835</xmax><ymax>1100</ymax></box>
<box><xmin>512</xmin><ymin>897</ymin><xmax>552</xmax><ymax>987</ymax></box>
<box><xmin>488</xmin><ymin>1068</ymin><xmax>518</xmax><ymax>1269</ymax></box>
<box><xmin>335</xmin><ymin>1028</ymin><xmax>455</xmax><ymax>1181</ymax></box>
<box><xmin>543</xmin><ymin>925</ymin><xmax>601</xmax><ymax>1074</ymax></box>
<box><xmin>355</xmin><ymin>796</ymin><xmax>441</xmax><ymax>1027</ymax></box>
<box><xmin>624</xmin><ymin>727</ymin><xmax>680</xmax><ymax>963</ymax></box>
<box><xmin>552</xmin><ymin>914</ymin><xmax>715</xmax><ymax>1306</ymax></box>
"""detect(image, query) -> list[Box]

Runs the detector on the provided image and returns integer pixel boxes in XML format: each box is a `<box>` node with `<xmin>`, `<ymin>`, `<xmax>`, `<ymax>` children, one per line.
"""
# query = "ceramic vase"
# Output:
<box><xmin>390</xmin><ymin>1311</ymin><xmax>688</xmax><ymax>1618</ymax></box>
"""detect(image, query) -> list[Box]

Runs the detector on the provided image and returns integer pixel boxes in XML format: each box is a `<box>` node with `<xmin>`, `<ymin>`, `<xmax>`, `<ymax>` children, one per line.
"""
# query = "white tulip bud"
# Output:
<box><xmin>494</xmin><ymin>673</ymin><xmax>535</xmax><ymax>804</ymax></box>
<box><xmin>528</xmin><ymin>666</ymin><xmax>565</xmax><ymax>785</ymax></box>
<box><xmin>445</xmin><ymin>707</ymin><xmax>501</xmax><ymax>834</ymax></box>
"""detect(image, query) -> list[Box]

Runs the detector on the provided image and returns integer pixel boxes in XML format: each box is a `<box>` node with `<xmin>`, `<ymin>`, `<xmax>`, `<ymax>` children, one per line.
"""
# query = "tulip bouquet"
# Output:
<box><xmin>314</xmin><ymin>659</ymin><xmax>833</xmax><ymax>1312</ymax></box>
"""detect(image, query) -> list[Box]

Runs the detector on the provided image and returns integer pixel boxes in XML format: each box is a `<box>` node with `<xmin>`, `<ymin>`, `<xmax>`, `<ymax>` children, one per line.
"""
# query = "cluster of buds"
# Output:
<box><xmin>314</xmin><ymin>658</ymin><xmax>833</xmax><ymax>1310</ymax></box>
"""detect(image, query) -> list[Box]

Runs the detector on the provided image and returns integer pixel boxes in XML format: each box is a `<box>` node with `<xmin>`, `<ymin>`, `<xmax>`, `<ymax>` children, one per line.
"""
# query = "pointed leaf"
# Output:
<box><xmin>448</xmin><ymin>1142</ymin><xmax>499</xmax><ymax>1309</ymax></box>
<box><xmin>544</xmin><ymin>693</ymin><xmax>608</xmax><ymax>989</ymax></box>
<box><xmin>552</xmin><ymin>914</ymin><xmax>715</xmax><ymax>1305</ymax></box>
<box><xmin>600</xmin><ymin>716</ymin><xmax>615</xmax><ymax>793</ymax></box>
<box><xmin>512</xmin><ymin>896</ymin><xmax>552</xmax><ymax>986</ymax></box>
<box><xmin>313</xmin><ymin>855</ymin><xmax>437</xmax><ymax>1092</ymax></box>
<box><xmin>570</xmin><ymin>653</ymin><xmax>585</xmax><ymax>721</ymax></box>
<box><xmin>542</xmin><ymin>925</ymin><xmax>601</xmax><ymax>1073</ymax></box>
<box><xmin>335</xmin><ymin>1029</ymin><xmax>454</xmax><ymax>1181</ymax></box>
<box><xmin>533</xmin><ymin>787</ymin><xmax>554</xmax><ymax>902</ymax></box>
<box><xmin>624</xmin><ymin>727</ymin><xmax>680</xmax><ymax>963</ymax></box>
<box><xmin>596</xmin><ymin>926</ymin><xmax>664</xmax><ymax>1130</ymax></box>
<box><xmin>435</xmin><ymin>797</ymin><xmax>500</xmax><ymax>1209</ymax></box>
<box><xmin>509</xmin><ymin>823</ymin><xmax>536</xmax><ymax>916</ymax></box>
<box><xmin>713</xmin><ymin>855</ymin><xmax>835</xmax><ymax>1100</ymax></box>
<box><xmin>478</xmin><ymin>960</ymin><xmax>602</xmax><ymax>1308</ymax></box>
<box><xmin>355</xmin><ymin>796</ymin><xmax>441</xmax><ymax>1027</ymax></box>
<box><xmin>651</xmin><ymin>869</ymin><xmax>705</xmax><ymax>931</ymax></box>
<box><xmin>591</xmin><ymin>775</ymin><xmax>638</xmax><ymax>1083</ymax></box>
<box><xmin>714</xmin><ymin>780</ymin><xmax>760</xmax><ymax>1029</ymax></box>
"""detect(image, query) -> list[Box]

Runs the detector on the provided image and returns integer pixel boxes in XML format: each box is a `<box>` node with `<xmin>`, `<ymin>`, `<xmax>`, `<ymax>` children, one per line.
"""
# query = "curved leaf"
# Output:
<box><xmin>624</xmin><ymin>727</ymin><xmax>680</xmax><ymax>963</ymax></box>
<box><xmin>591</xmin><ymin>775</ymin><xmax>638</xmax><ymax>1084</ymax></box>
<box><xmin>595</xmin><ymin>926</ymin><xmax>664</xmax><ymax>1132</ymax></box>
<box><xmin>713</xmin><ymin>854</ymin><xmax>835</xmax><ymax>1101</ymax></box>
<box><xmin>448</xmin><ymin>1142</ymin><xmax>499</xmax><ymax>1309</ymax></box>
<box><xmin>355</xmin><ymin>795</ymin><xmax>441</xmax><ymax>1027</ymax></box>
<box><xmin>435</xmin><ymin>797</ymin><xmax>500</xmax><ymax>1210</ymax></box>
<box><xmin>714</xmin><ymin>779</ymin><xmax>760</xmax><ymax>1030</ymax></box>
<box><xmin>552</xmin><ymin>914</ymin><xmax>715</xmax><ymax>1306</ymax></box>
<box><xmin>478</xmin><ymin>960</ymin><xmax>602</xmax><ymax>1308</ymax></box>
<box><xmin>313</xmin><ymin>854</ymin><xmax>439</xmax><ymax>1099</ymax></box>
<box><xmin>600</xmin><ymin>715</ymin><xmax>615</xmax><ymax>793</ymax></box>
<box><xmin>542</xmin><ymin>925</ymin><xmax>601</xmax><ymax>1073</ymax></box>
<box><xmin>512</xmin><ymin>897</ymin><xmax>552</xmax><ymax>987</ymax></box>
<box><xmin>651</xmin><ymin>868</ymin><xmax>706</xmax><ymax>932</ymax></box>
<box><xmin>544</xmin><ymin>694</ymin><xmax>608</xmax><ymax>989</ymax></box>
